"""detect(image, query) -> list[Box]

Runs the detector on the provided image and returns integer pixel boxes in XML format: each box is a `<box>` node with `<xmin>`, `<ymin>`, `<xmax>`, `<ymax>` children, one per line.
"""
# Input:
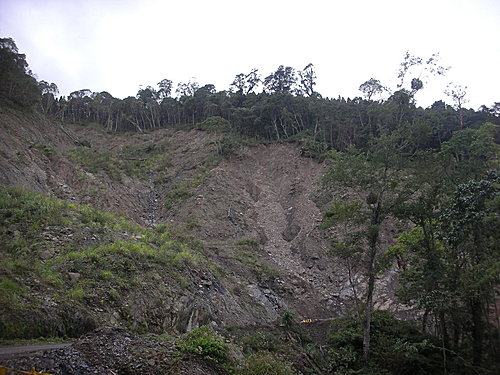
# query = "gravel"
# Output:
<box><xmin>1</xmin><ymin>327</ymin><xmax>226</xmax><ymax>375</ymax></box>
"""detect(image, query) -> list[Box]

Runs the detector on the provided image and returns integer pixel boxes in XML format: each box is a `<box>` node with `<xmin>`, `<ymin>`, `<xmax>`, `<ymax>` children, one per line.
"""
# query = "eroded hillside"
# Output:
<box><xmin>0</xmin><ymin>109</ymin><xmax>406</xmax><ymax>339</ymax></box>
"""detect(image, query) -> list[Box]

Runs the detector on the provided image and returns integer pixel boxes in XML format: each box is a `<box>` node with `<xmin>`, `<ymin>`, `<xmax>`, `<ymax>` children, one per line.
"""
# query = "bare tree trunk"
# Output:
<box><xmin>272</xmin><ymin>117</ymin><xmax>280</xmax><ymax>140</ymax></box>
<box><xmin>346</xmin><ymin>260</ymin><xmax>360</xmax><ymax>306</ymax></box>
<box><xmin>363</xmin><ymin>201</ymin><xmax>382</xmax><ymax>361</ymax></box>
<box><xmin>279</xmin><ymin>117</ymin><xmax>289</xmax><ymax>138</ymax></box>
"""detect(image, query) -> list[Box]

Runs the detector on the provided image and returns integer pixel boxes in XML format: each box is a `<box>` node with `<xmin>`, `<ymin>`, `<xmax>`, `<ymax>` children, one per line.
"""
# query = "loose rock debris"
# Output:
<box><xmin>1</xmin><ymin>328</ymin><xmax>226</xmax><ymax>375</ymax></box>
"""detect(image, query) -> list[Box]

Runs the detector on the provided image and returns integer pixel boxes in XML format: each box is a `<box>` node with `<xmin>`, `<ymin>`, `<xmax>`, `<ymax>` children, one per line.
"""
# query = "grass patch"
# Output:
<box><xmin>163</xmin><ymin>151</ymin><xmax>221</xmax><ymax>210</ymax></box>
<box><xmin>67</xmin><ymin>285</ymin><xmax>86</xmax><ymax>301</ymax></box>
<box><xmin>0</xmin><ymin>186</ymin><xmax>135</xmax><ymax>237</ymax></box>
<box><xmin>0</xmin><ymin>185</ymin><xmax>206</xmax><ymax>338</ymax></box>
<box><xmin>62</xmin><ymin>240</ymin><xmax>168</xmax><ymax>264</ymax></box>
<box><xmin>177</xmin><ymin>326</ymin><xmax>229</xmax><ymax>365</ymax></box>
<box><xmin>56</xmin><ymin>239</ymin><xmax>199</xmax><ymax>293</ymax></box>
<box><xmin>163</xmin><ymin>184</ymin><xmax>195</xmax><ymax>210</ymax></box>
<box><xmin>152</xmin><ymin>333</ymin><xmax>174</xmax><ymax>342</ymax></box>
<box><xmin>238</xmin><ymin>352</ymin><xmax>296</xmax><ymax>375</ymax></box>
<box><xmin>29</xmin><ymin>142</ymin><xmax>56</xmax><ymax>157</ymax></box>
<box><xmin>67</xmin><ymin>140</ymin><xmax>173</xmax><ymax>181</ymax></box>
<box><xmin>67</xmin><ymin>148</ymin><xmax>121</xmax><ymax>180</ymax></box>
<box><xmin>99</xmin><ymin>270</ymin><xmax>114</xmax><ymax>280</ymax></box>
<box><xmin>0</xmin><ymin>185</ymin><xmax>65</xmax><ymax>232</ymax></box>
<box><xmin>40</xmin><ymin>268</ymin><xmax>64</xmax><ymax>287</ymax></box>
<box><xmin>0</xmin><ymin>278</ymin><xmax>24</xmax><ymax>306</ymax></box>
<box><xmin>163</xmin><ymin>170</ymin><xmax>211</xmax><ymax>210</ymax></box>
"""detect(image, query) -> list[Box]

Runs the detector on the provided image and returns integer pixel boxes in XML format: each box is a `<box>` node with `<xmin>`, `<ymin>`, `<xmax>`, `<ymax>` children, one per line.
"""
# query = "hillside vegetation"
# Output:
<box><xmin>0</xmin><ymin>37</ymin><xmax>499</xmax><ymax>374</ymax></box>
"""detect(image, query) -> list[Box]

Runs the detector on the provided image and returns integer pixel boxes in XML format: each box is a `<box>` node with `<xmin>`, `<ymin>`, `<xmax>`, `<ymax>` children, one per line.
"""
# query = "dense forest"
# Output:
<box><xmin>1</xmin><ymin>36</ymin><xmax>499</xmax><ymax>374</ymax></box>
<box><xmin>1</xmin><ymin>37</ymin><xmax>499</xmax><ymax>151</ymax></box>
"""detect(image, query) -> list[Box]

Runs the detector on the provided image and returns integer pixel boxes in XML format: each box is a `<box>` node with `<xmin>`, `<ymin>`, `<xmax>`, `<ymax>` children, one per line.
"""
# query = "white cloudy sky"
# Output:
<box><xmin>0</xmin><ymin>0</ymin><xmax>498</xmax><ymax>108</ymax></box>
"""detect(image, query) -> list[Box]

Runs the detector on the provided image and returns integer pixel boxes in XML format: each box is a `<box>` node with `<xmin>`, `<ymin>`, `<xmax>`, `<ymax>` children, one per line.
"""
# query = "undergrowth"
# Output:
<box><xmin>177</xmin><ymin>326</ymin><xmax>230</xmax><ymax>365</ymax></box>
<box><xmin>67</xmin><ymin>139</ymin><xmax>172</xmax><ymax>181</ymax></box>
<box><xmin>0</xmin><ymin>185</ymin><xmax>202</xmax><ymax>339</ymax></box>
<box><xmin>162</xmin><ymin>151</ymin><xmax>221</xmax><ymax>210</ymax></box>
<box><xmin>234</xmin><ymin>250</ymin><xmax>279</xmax><ymax>281</ymax></box>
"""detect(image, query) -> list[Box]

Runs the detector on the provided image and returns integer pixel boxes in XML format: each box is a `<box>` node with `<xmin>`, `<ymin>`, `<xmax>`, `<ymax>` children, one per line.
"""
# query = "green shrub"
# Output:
<box><xmin>327</xmin><ymin>310</ymin><xmax>444</xmax><ymax>375</ymax></box>
<box><xmin>299</xmin><ymin>138</ymin><xmax>328</xmax><ymax>159</ymax></box>
<box><xmin>197</xmin><ymin>116</ymin><xmax>231</xmax><ymax>132</ymax></box>
<box><xmin>67</xmin><ymin>147</ymin><xmax>122</xmax><ymax>180</ymax></box>
<box><xmin>0</xmin><ymin>278</ymin><xmax>24</xmax><ymax>306</ymax></box>
<box><xmin>238</xmin><ymin>352</ymin><xmax>295</xmax><ymax>375</ymax></box>
<box><xmin>217</xmin><ymin>135</ymin><xmax>240</xmax><ymax>157</ymax></box>
<box><xmin>0</xmin><ymin>186</ymin><xmax>64</xmax><ymax>231</ymax></box>
<box><xmin>29</xmin><ymin>142</ymin><xmax>56</xmax><ymax>157</ymax></box>
<box><xmin>281</xmin><ymin>310</ymin><xmax>294</xmax><ymax>330</ymax></box>
<box><xmin>242</xmin><ymin>330</ymin><xmax>278</xmax><ymax>353</ymax></box>
<box><xmin>67</xmin><ymin>286</ymin><xmax>86</xmax><ymax>301</ymax></box>
<box><xmin>177</xmin><ymin>326</ymin><xmax>229</xmax><ymax>364</ymax></box>
<box><xmin>326</xmin><ymin>346</ymin><xmax>357</xmax><ymax>374</ymax></box>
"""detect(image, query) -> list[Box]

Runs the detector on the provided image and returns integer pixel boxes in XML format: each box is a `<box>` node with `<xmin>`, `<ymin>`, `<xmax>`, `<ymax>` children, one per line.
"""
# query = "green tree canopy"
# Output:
<box><xmin>0</xmin><ymin>37</ymin><xmax>40</xmax><ymax>107</ymax></box>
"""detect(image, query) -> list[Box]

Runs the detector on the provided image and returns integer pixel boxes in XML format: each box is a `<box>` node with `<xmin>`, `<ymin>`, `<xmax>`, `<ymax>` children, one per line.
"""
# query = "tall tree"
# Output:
<box><xmin>323</xmin><ymin>129</ymin><xmax>418</xmax><ymax>360</ymax></box>
<box><xmin>137</xmin><ymin>86</ymin><xmax>160</xmax><ymax>128</ymax></box>
<box><xmin>394</xmin><ymin>171</ymin><xmax>500</xmax><ymax>369</ymax></box>
<box><xmin>230</xmin><ymin>68</ymin><xmax>261</xmax><ymax>95</ymax></box>
<box><xmin>396</xmin><ymin>51</ymin><xmax>449</xmax><ymax>96</ymax></box>
<box><xmin>263</xmin><ymin>65</ymin><xmax>297</xmax><ymax>95</ymax></box>
<box><xmin>91</xmin><ymin>91</ymin><xmax>116</xmax><ymax>130</ymax></box>
<box><xmin>244</xmin><ymin>68</ymin><xmax>260</xmax><ymax>94</ymax></box>
<box><xmin>358</xmin><ymin>78</ymin><xmax>387</xmax><ymax>100</ymax></box>
<box><xmin>445</xmin><ymin>83</ymin><xmax>468</xmax><ymax>128</ymax></box>
<box><xmin>438</xmin><ymin>172</ymin><xmax>499</xmax><ymax>367</ymax></box>
<box><xmin>438</xmin><ymin>122</ymin><xmax>499</xmax><ymax>181</ymax></box>
<box><xmin>230</xmin><ymin>73</ymin><xmax>246</xmax><ymax>95</ymax></box>
<box><xmin>157</xmin><ymin>78</ymin><xmax>173</xmax><ymax>100</ymax></box>
<box><xmin>298</xmin><ymin>63</ymin><xmax>317</xmax><ymax>97</ymax></box>
<box><xmin>176</xmin><ymin>79</ymin><xmax>199</xmax><ymax>97</ymax></box>
<box><xmin>67</xmin><ymin>89</ymin><xmax>93</xmax><ymax>122</ymax></box>
<box><xmin>0</xmin><ymin>37</ymin><xmax>40</xmax><ymax>107</ymax></box>
<box><xmin>38</xmin><ymin>80</ymin><xmax>59</xmax><ymax>114</ymax></box>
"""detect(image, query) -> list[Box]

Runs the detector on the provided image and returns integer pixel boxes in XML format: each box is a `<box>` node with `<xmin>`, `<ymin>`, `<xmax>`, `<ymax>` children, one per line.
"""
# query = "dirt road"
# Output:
<box><xmin>0</xmin><ymin>343</ymin><xmax>71</xmax><ymax>360</ymax></box>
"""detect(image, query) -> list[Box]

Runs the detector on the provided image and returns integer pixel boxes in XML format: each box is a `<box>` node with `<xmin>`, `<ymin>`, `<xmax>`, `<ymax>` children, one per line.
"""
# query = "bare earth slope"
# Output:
<box><xmin>0</xmin><ymin>110</ymin><xmax>403</xmax><ymax>337</ymax></box>
<box><xmin>187</xmin><ymin>144</ymin><xmax>346</xmax><ymax>320</ymax></box>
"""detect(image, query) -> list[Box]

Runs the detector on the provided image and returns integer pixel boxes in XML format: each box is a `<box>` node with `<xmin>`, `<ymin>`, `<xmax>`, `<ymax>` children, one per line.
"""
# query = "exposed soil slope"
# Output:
<box><xmin>0</xmin><ymin>109</ymin><xmax>405</xmax><ymax>339</ymax></box>
<box><xmin>183</xmin><ymin>144</ymin><xmax>345</xmax><ymax>320</ymax></box>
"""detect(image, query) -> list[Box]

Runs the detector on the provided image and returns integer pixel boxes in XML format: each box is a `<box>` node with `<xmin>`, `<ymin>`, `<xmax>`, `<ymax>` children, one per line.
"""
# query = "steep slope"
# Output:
<box><xmin>0</xmin><ymin>110</ymin><xmax>404</xmax><ymax>340</ymax></box>
<box><xmin>173</xmin><ymin>144</ymin><xmax>345</xmax><ymax>320</ymax></box>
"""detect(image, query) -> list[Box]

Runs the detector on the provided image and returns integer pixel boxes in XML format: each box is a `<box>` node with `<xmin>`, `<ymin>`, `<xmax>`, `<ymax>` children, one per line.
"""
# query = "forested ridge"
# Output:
<box><xmin>1</xmin><ymin>37</ymin><xmax>499</xmax><ymax>151</ymax></box>
<box><xmin>1</xmin><ymin>36</ymin><xmax>499</xmax><ymax>374</ymax></box>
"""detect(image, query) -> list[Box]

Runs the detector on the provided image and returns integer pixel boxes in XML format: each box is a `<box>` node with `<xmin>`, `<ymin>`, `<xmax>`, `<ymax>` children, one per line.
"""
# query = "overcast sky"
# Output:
<box><xmin>1</xmin><ymin>0</ymin><xmax>498</xmax><ymax>108</ymax></box>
